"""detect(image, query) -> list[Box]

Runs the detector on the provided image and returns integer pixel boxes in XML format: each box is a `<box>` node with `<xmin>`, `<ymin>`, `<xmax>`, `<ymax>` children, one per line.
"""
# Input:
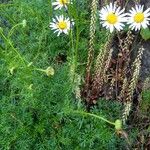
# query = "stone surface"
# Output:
<box><xmin>141</xmin><ymin>41</ymin><xmax>150</xmax><ymax>80</ymax></box>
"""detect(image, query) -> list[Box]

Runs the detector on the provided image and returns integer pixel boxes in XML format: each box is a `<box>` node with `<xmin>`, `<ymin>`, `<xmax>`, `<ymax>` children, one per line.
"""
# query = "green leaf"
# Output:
<box><xmin>140</xmin><ymin>28</ymin><xmax>150</xmax><ymax>40</ymax></box>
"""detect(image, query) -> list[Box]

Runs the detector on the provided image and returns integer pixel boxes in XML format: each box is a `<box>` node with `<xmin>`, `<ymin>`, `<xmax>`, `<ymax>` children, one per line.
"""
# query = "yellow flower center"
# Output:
<box><xmin>107</xmin><ymin>13</ymin><xmax>118</xmax><ymax>24</ymax></box>
<box><xmin>59</xmin><ymin>0</ymin><xmax>68</xmax><ymax>4</ymax></box>
<box><xmin>134</xmin><ymin>13</ymin><xmax>144</xmax><ymax>23</ymax></box>
<box><xmin>58</xmin><ymin>21</ymin><xmax>67</xmax><ymax>29</ymax></box>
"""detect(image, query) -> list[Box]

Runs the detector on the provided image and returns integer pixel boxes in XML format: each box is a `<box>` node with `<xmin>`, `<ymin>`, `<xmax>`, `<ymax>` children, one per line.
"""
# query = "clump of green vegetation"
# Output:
<box><xmin>0</xmin><ymin>0</ymin><xmax>150</xmax><ymax>149</ymax></box>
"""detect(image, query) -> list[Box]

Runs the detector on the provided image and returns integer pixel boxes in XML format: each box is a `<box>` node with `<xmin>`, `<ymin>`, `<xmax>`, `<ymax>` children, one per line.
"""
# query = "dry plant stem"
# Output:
<box><xmin>122</xmin><ymin>101</ymin><xmax>132</xmax><ymax>124</ymax></box>
<box><xmin>119</xmin><ymin>77</ymin><xmax>128</xmax><ymax>101</ymax></box>
<box><xmin>92</xmin><ymin>34</ymin><xmax>113</xmax><ymax>96</ymax></box>
<box><xmin>122</xmin><ymin>46</ymin><xmax>145</xmax><ymax>124</ymax></box>
<box><xmin>127</xmin><ymin>46</ymin><xmax>144</xmax><ymax>102</ymax></box>
<box><xmin>103</xmin><ymin>48</ymin><xmax>114</xmax><ymax>99</ymax></box>
<box><xmin>85</xmin><ymin>0</ymin><xmax>98</xmax><ymax>93</ymax></box>
<box><xmin>118</xmin><ymin>31</ymin><xmax>135</xmax><ymax>100</ymax></box>
<box><xmin>108</xmin><ymin>77</ymin><xmax>115</xmax><ymax>99</ymax></box>
<box><xmin>95</xmin><ymin>35</ymin><xmax>112</xmax><ymax>73</ymax></box>
<box><xmin>103</xmin><ymin>48</ymin><xmax>113</xmax><ymax>82</ymax></box>
<box><xmin>119</xmin><ymin>31</ymin><xmax>134</xmax><ymax>78</ymax></box>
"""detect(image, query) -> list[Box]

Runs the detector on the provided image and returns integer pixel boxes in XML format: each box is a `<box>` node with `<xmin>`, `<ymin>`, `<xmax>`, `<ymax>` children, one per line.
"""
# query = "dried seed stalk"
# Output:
<box><xmin>118</xmin><ymin>31</ymin><xmax>135</xmax><ymax>101</ymax></box>
<box><xmin>127</xmin><ymin>46</ymin><xmax>144</xmax><ymax>102</ymax></box>
<box><xmin>85</xmin><ymin>0</ymin><xmax>98</xmax><ymax>92</ymax></box>
<box><xmin>92</xmin><ymin>34</ymin><xmax>113</xmax><ymax>93</ymax></box>
<box><xmin>122</xmin><ymin>46</ymin><xmax>145</xmax><ymax>124</ymax></box>
<box><xmin>122</xmin><ymin>101</ymin><xmax>132</xmax><ymax>124</ymax></box>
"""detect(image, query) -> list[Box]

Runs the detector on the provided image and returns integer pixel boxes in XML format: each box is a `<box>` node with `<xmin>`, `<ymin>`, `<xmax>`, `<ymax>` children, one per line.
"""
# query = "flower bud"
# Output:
<box><xmin>45</xmin><ymin>66</ymin><xmax>54</xmax><ymax>76</ymax></box>
<box><xmin>22</xmin><ymin>19</ymin><xmax>27</xmax><ymax>28</ymax></box>
<box><xmin>115</xmin><ymin>119</ymin><xmax>122</xmax><ymax>131</ymax></box>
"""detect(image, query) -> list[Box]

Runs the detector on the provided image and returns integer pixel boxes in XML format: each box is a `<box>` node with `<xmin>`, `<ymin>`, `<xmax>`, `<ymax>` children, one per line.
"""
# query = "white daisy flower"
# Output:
<box><xmin>49</xmin><ymin>15</ymin><xmax>74</xmax><ymax>36</ymax></box>
<box><xmin>127</xmin><ymin>5</ymin><xmax>150</xmax><ymax>31</ymax></box>
<box><xmin>52</xmin><ymin>0</ymin><xmax>71</xmax><ymax>10</ymax></box>
<box><xmin>99</xmin><ymin>3</ymin><xmax>127</xmax><ymax>33</ymax></box>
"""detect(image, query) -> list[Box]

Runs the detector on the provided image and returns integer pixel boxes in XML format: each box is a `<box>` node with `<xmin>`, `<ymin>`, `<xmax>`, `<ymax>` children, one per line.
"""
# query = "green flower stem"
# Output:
<box><xmin>34</xmin><ymin>68</ymin><xmax>45</xmax><ymax>72</ymax></box>
<box><xmin>72</xmin><ymin>3</ymin><xmax>80</xmax><ymax>69</ymax></box>
<box><xmin>8</xmin><ymin>23</ymin><xmax>23</xmax><ymax>38</ymax></box>
<box><xmin>1</xmin><ymin>32</ymin><xmax>27</xmax><ymax>65</ymax></box>
<box><xmin>69</xmin><ymin>26</ymin><xmax>76</xmax><ymax>83</ymax></box>
<box><xmin>1</xmin><ymin>31</ymin><xmax>51</xmax><ymax>74</ymax></box>
<box><xmin>70</xmin><ymin>110</ymin><xmax>115</xmax><ymax>126</ymax></box>
<box><xmin>74</xmin><ymin>17</ymin><xmax>80</xmax><ymax>72</ymax></box>
<box><xmin>68</xmin><ymin>3</ymin><xmax>80</xmax><ymax>83</ymax></box>
<box><xmin>0</xmin><ymin>3</ymin><xmax>14</xmax><ymax>8</ymax></box>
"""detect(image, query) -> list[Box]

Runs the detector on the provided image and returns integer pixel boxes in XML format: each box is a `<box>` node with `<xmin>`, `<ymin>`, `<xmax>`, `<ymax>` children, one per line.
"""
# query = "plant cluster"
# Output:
<box><xmin>0</xmin><ymin>0</ymin><xmax>150</xmax><ymax>149</ymax></box>
<box><xmin>82</xmin><ymin>0</ymin><xmax>149</xmax><ymax>126</ymax></box>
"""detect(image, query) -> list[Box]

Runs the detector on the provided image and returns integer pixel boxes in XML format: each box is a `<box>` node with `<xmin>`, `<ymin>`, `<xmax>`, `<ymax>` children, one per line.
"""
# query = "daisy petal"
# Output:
<box><xmin>99</xmin><ymin>3</ymin><xmax>127</xmax><ymax>32</ymax></box>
